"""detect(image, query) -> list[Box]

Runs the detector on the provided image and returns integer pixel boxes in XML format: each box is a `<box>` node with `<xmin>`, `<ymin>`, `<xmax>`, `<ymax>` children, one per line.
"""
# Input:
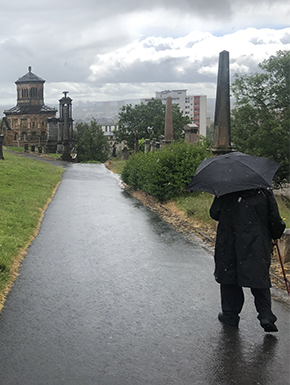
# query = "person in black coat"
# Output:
<box><xmin>210</xmin><ymin>188</ymin><xmax>285</xmax><ymax>332</ymax></box>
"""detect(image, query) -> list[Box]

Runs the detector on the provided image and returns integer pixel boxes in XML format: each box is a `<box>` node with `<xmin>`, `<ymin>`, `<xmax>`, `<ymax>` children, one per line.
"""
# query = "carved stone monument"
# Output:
<box><xmin>58</xmin><ymin>92</ymin><xmax>73</xmax><ymax>161</ymax></box>
<box><xmin>0</xmin><ymin>134</ymin><xmax>4</xmax><ymax>160</ymax></box>
<box><xmin>184</xmin><ymin>123</ymin><xmax>199</xmax><ymax>145</ymax></box>
<box><xmin>212</xmin><ymin>50</ymin><xmax>232</xmax><ymax>155</ymax></box>
<box><xmin>164</xmin><ymin>96</ymin><xmax>173</xmax><ymax>147</ymax></box>
<box><xmin>45</xmin><ymin>117</ymin><xmax>58</xmax><ymax>153</ymax></box>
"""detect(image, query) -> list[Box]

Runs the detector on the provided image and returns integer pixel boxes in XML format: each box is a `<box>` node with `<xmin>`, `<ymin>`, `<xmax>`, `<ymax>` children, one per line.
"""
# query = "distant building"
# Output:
<box><xmin>1</xmin><ymin>67</ymin><xmax>57</xmax><ymax>147</ymax></box>
<box><xmin>141</xmin><ymin>90</ymin><xmax>207</xmax><ymax>137</ymax></box>
<box><xmin>95</xmin><ymin>117</ymin><xmax>126</xmax><ymax>154</ymax></box>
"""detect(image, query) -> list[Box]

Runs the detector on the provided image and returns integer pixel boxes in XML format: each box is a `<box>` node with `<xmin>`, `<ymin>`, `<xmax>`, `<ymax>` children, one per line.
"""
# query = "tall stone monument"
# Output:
<box><xmin>58</xmin><ymin>92</ymin><xmax>73</xmax><ymax>161</ymax></box>
<box><xmin>45</xmin><ymin>117</ymin><xmax>58</xmax><ymax>153</ymax></box>
<box><xmin>164</xmin><ymin>96</ymin><xmax>173</xmax><ymax>147</ymax></box>
<box><xmin>0</xmin><ymin>134</ymin><xmax>5</xmax><ymax>160</ymax></box>
<box><xmin>212</xmin><ymin>50</ymin><xmax>232</xmax><ymax>155</ymax></box>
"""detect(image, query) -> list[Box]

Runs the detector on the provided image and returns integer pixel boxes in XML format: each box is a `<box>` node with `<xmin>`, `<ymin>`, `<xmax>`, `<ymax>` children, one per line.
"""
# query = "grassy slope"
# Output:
<box><xmin>0</xmin><ymin>151</ymin><xmax>64</xmax><ymax>309</ymax></box>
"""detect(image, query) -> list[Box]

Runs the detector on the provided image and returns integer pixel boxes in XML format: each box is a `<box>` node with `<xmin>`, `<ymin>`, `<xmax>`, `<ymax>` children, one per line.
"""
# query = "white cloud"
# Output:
<box><xmin>0</xmin><ymin>0</ymin><xmax>289</xmax><ymax>107</ymax></box>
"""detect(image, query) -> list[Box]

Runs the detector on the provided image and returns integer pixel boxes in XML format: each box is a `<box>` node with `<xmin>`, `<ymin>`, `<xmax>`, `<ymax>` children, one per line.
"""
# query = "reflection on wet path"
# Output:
<box><xmin>208</xmin><ymin>326</ymin><xmax>283</xmax><ymax>385</ymax></box>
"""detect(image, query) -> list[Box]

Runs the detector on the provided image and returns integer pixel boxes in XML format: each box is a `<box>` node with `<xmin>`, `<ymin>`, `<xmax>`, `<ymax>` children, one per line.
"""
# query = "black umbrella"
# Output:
<box><xmin>187</xmin><ymin>151</ymin><xmax>280</xmax><ymax>197</ymax></box>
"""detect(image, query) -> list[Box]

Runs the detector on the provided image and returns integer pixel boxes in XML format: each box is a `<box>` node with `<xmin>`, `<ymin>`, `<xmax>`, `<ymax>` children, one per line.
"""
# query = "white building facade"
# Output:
<box><xmin>142</xmin><ymin>90</ymin><xmax>207</xmax><ymax>137</ymax></box>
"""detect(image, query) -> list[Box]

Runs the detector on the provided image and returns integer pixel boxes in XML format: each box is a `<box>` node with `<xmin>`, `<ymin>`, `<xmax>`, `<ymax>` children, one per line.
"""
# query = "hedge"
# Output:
<box><xmin>121</xmin><ymin>140</ymin><xmax>211</xmax><ymax>202</ymax></box>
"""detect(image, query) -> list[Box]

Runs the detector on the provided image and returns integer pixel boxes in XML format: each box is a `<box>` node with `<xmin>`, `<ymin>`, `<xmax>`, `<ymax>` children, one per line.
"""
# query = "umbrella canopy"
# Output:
<box><xmin>187</xmin><ymin>151</ymin><xmax>280</xmax><ymax>197</ymax></box>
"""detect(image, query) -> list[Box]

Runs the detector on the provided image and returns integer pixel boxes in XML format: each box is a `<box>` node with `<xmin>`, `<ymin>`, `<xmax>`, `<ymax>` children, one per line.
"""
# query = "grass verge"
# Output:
<box><xmin>105</xmin><ymin>159</ymin><xmax>127</xmax><ymax>175</ymax></box>
<box><xmin>0</xmin><ymin>151</ymin><xmax>64</xmax><ymax>311</ymax></box>
<box><xmin>173</xmin><ymin>192</ymin><xmax>215</xmax><ymax>226</ymax></box>
<box><xmin>3</xmin><ymin>146</ymin><xmax>24</xmax><ymax>153</ymax></box>
<box><xmin>106</xmin><ymin>158</ymin><xmax>289</xmax><ymax>228</ymax></box>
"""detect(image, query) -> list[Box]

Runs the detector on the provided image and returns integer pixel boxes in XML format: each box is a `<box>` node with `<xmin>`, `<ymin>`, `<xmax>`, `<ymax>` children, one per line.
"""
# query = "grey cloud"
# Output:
<box><xmin>281</xmin><ymin>33</ymin><xmax>290</xmax><ymax>44</ymax></box>
<box><xmin>91</xmin><ymin>56</ymin><xmax>217</xmax><ymax>85</ymax></box>
<box><xmin>155</xmin><ymin>44</ymin><xmax>173</xmax><ymax>52</ymax></box>
<box><xmin>3</xmin><ymin>0</ymin><xmax>289</xmax><ymax>24</ymax></box>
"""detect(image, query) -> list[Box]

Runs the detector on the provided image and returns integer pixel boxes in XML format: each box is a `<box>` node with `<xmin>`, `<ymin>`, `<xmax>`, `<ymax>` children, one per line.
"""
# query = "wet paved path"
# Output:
<box><xmin>0</xmin><ymin>163</ymin><xmax>289</xmax><ymax>384</ymax></box>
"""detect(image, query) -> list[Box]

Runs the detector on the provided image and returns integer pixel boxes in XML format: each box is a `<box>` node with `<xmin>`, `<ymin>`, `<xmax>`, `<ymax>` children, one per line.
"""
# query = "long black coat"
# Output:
<box><xmin>210</xmin><ymin>188</ymin><xmax>285</xmax><ymax>288</ymax></box>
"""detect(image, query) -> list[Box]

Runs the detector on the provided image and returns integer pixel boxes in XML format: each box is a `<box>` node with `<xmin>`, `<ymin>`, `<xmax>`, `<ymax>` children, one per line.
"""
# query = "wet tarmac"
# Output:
<box><xmin>0</xmin><ymin>163</ymin><xmax>289</xmax><ymax>385</ymax></box>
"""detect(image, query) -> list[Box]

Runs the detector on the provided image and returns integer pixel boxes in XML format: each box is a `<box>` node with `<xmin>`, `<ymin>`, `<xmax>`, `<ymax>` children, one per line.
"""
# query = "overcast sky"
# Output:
<box><xmin>0</xmin><ymin>0</ymin><xmax>289</xmax><ymax>107</ymax></box>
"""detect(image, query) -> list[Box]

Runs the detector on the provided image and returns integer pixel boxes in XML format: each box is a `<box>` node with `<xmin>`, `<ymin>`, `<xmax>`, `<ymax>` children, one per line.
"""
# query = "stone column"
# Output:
<box><xmin>144</xmin><ymin>139</ymin><xmax>150</xmax><ymax>153</ymax></box>
<box><xmin>184</xmin><ymin>124</ymin><xmax>198</xmax><ymax>145</ymax></box>
<box><xmin>159</xmin><ymin>135</ymin><xmax>165</xmax><ymax>150</ymax></box>
<box><xmin>211</xmin><ymin>50</ymin><xmax>232</xmax><ymax>155</ymax></box>
<box><xmin>57</xmin><ymin>122</ymin><xmax>63</xmax><ymax>153</ymax></box>
<box><xmin>62</xmin><ymin>105</ymin><xmax>72</xmax><ymax>161</ymax></box>
<box><xmin>0</xmin><ymin>135</ymin><xmax>5</xmax><ymax>160</ymax></box>
<box><xmin>45</xmin><ymin>117</ymin><xmax>58</xmax><ymax>153</ymax></box>
<box><xmin>151</xmin><ymin>138</ymin><xmax>156</xmax><ymax>152</ymax></box>
<box><xmin>164</xmin><ymin>96</ymin><xmax>173</xmax><ymax>147</ymax></box>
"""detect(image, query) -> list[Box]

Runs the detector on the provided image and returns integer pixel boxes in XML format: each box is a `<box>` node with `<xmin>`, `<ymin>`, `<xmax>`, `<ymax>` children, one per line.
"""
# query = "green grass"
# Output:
<box><xmin>275</xmin><ymin>194</ymin><xmax>290</xmax><ymax>228</ymax></box>
<box><xmin>0</xmin><ymin>151</ymin><xmax>64</xmax><ymax>299</ymax></box>
<box><xmin>173</xmin><ymin>192</ymin><xmax>215</xmax><ymax>225</ymax></box>
<box><xmin>106</xmin><ymin>159</ymin><xmax>127</xmax><ymax>174</ymax></box>
<box><xmin>45</xmin><ymin>153</ymin><xmax>62</xmax><ymax>159</ymax></box>
<box><xmin>3</xmin><ymin>146</ymin><xmax>24</xmax><ymax>153</ymax></box>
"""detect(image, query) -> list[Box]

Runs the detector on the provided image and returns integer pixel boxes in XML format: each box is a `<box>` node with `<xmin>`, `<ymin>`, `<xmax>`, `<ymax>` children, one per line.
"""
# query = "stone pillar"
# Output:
<box><xmin>184</xmin><ymin>124</ymin><xmax>198</xmax><ymax>145</ymax></box>
<box><xmin>164</xmin><ymin>96</ymin><xmax>173</xmax><ymax>147</ymax></box>
<box><xmin>144</xmin><ymin>139</ymin><xmax>150</xmax><ymax>153</ymax></box>
<box><xmin>0</xmin><ymin>135</ymin><xmax>4</xmax><ymax>160</ymax></box>
<box><xmin>45</xmin><ymin>117</ymin><xmax>58</xmax><ymax>153</ymax></box>
<box><xmin>151</xmin><ymin>138</ymin><xmax>156</xmax><ymax>152</ymax></box>
<box><xmin>62</xmin><ymin>104</ymin><xmax>72</xmax><ymax>161</ymax></box>
<box><xmin>278</xmin><ymin>229</ymin><xmax>290</xmax><ymax>263</ymax></box>
<box><xmin>122</xmin><ymin>147</ymin><xmax>130</xmax><ymax>160</ymax></box>
<box><xmin>57</xmin><ymin>122</ymin><xmax>63</xmax><ymax>153</ymax></box>
<box><xmin>211</xmin><ymin>50</ymin><xmax>232</xmax><ymax>155</ymax></box>
<box><xmin>159</xmin><ymin>135</ymin><xmax>165</xmax><ymax>150</ymax></box>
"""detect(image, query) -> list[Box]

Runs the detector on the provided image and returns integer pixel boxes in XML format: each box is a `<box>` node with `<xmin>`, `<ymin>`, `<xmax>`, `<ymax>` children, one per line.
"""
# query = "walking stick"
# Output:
<box><xmin>274</xmin><ymin>240</ymin><xmax>290</xmax><ymax>295</ymax></box>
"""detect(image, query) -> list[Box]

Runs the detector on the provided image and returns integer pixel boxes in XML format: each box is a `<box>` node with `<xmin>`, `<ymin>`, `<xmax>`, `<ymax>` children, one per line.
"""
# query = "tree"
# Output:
<box><xmin>74</xmin><ymin>118</ymin><xmax>110</xmax><ymax>162</ymax></box>
<box><xmin>231</xmin><ymin>50</ymin><xmax>290</xmax><ymax>186</ymax></box>
<box><xmin>115</xmin><ymin>98</ymin><xmax>191</xmax><ymax>151</ymax></box>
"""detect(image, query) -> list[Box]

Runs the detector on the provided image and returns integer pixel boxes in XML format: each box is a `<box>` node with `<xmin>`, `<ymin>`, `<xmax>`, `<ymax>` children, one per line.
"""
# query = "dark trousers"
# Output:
<box><xmin>220</xmin><ymin>283</ymin><xmax>277</xmax><ymax>324</ymax></box>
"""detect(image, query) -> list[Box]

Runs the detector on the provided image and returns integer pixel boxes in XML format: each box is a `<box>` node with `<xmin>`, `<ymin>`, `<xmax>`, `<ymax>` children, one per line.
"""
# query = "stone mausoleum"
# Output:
<box><xmin>1</xmin><ymin>67</ymin><xmax>57</xmax><ymax>147</ymax></box>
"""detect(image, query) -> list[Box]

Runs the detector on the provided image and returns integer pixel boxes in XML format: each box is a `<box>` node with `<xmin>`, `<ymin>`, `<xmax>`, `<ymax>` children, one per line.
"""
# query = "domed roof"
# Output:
<box><xmin>15</xmin><ymin>66</ymin><xmax>45</xmax><ymax>84</ymax></box>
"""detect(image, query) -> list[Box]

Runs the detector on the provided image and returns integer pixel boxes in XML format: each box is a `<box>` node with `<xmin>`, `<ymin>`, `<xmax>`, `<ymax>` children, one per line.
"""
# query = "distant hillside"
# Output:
<box><xmin>1</xmin><ymin>98</ymin><xmax>220</xmax><ymax>123</ymax></box>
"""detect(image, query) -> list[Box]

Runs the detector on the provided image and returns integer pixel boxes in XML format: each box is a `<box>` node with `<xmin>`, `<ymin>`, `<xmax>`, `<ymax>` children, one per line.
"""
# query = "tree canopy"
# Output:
<box><xmin>74</xmin><ymin>118</ymin><xmax>110</xmax><ymax>163</ymax></box>
<box><xmin>231</xmin><ymin>50</ymin><xmax>290</xmax><ymax>186</ymax></box>
<box><xmin>115</xmin><ymin>98</ymin><xmax>191</xmax><ymax>151</ymax></box>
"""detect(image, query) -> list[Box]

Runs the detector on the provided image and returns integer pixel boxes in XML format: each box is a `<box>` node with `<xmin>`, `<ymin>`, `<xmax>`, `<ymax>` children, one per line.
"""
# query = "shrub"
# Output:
<box><xmin>121</xmin><ymin>140</ymin><xmax>211</xmax><ymax>202</ymax></box>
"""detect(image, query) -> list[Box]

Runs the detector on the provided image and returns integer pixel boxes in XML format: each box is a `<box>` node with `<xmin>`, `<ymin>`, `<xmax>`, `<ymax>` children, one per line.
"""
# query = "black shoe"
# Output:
<box><xmin>218</xmin><ymin>312</ymin><xmax>239</xmax><ymax>327</ymax></box>
<box><xmin>260</xmin><ymin>319</ymin><xmax>278</xmax><ymax>332</ymax></box>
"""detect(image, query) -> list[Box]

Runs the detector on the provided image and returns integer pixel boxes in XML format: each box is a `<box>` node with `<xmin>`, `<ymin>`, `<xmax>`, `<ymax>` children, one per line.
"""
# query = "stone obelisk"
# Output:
<box><xmin>212</xmin><ymin>50</ymin><xmax>232</xmax><ymax>155</ymax></box>
<box><xmin>164</xmin><ymin>96</ymin><xmax>173</xmax><ymax>147</ymax></box>
<box><xmin>0</xmin><ymin>134</ymin><xmax>5</xmax><ymax>160</ymax></box>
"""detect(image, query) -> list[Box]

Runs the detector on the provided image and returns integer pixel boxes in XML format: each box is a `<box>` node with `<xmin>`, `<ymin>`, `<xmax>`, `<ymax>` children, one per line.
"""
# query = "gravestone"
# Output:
<box><xmin>122</xmin><ymin>147</ymin><xmax>130</xmax><ymax>160</ymax></box>
<box><xmin>164</xmin><ymin>96</ymin><xmax>173</xmax><ymax>147</ymax></box>
<box><xmin>0</xmin><ymin>135</ymin><xmax>4</xmax><ymax>160</ymax></box>
<box><xmin>184</xmin><ymin>124</ymin><xmax>199</xmax><ymax>145</ymax></box>
<box><xmin>45</xmin><ymin>117</ymin><xmax>58</xmax><ymax>153</ymax></box>
<box><xmin>279</xmin><ymin>229</ymin><xmax>290</xmax><ymax>263</ymax></box>
<box><xmin>144</xmin><ymin>139</ymin><xmax>150</xmax><ymax>153</ymax></box>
